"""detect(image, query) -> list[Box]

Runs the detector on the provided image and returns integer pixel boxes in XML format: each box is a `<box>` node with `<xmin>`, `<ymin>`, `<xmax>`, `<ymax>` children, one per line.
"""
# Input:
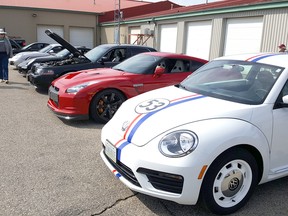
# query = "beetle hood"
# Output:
<box><xmin>104</xmin><ymin>85</ymin><xmax>255</xmax><ymax>146</ymax></box>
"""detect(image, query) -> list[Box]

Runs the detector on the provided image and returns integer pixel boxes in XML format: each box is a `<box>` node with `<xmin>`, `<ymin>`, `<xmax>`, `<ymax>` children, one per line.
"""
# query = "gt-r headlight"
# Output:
<box><xmin>66</xmin><ymin>81</ymin><xmax>98</xmax><ymax>94</ymax></box>
<box><xmin>159</xmin><ymin>130</ymin><xmax>198</xmax><ymax>157</ymax></box>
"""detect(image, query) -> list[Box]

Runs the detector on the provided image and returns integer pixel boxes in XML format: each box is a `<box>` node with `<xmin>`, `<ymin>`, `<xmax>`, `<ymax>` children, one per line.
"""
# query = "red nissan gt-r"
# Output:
<box><xmin>47</xmin><ymin>52</ymin><xmax>208</xmax><ymax>123</ymax></box>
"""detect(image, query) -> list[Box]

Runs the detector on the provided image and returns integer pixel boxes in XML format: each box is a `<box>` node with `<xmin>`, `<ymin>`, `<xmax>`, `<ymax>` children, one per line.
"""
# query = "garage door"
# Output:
<box><xmin>37</xmin><ymin>26</ymin><xmax>64</xmax><ymax>44</ymax></box>
<box><xmin>159</xmin><ymin>24</ymin><xmax>177</xmax><ymax>52</ymax></box>
<box><xmin>185</xmin><ymin>21</ymin><xmax>212</xmax><ymax>60</ymax></box>
<box><xmin>70</xmin><ymin>27</ymin><xmax>94</xmax><ymax>49</ymax></box>
<box><xmin>224</xmin><ymin>17</ymin><xmax>263</xmax><ymax>55</ymax></box>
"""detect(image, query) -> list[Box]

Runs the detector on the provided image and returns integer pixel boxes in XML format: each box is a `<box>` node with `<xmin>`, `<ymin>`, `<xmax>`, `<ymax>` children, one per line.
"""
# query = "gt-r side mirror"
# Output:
<box><xmin>154</xmin><ymin>67</ymin><xmax>165</xmax><ymax>77</ymax></box>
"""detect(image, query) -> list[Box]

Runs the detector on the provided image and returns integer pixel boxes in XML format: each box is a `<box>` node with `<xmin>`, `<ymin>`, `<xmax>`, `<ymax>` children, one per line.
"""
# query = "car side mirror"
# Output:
<box><xmin>276</xmin><ymin>95</ymin><xmax>288</xmax><ymax>108</ymax></box>
<box><xmin>154</xmin><ymin>67</ymin><xmax>165</xmax><ymax>77</ymax></box>
<box><xmin>99</xmin><ymin>56</ymin><xmax>108</xmax><ymax>64</ymax></box>
<box><xmin>282</xmin><ymin>95</ymin><xmax>288</xmax><ymax>104</ymax></box>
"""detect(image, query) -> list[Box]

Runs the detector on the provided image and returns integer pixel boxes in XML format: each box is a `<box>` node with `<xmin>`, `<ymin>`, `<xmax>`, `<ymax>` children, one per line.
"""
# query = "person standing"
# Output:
<box><xmin>278</xmin><ymin>43</ymin><xmax>287</xmax><ymax>52</ymax></box>
<box><xmin>0</xmin><ymin>29</ymin><xmax>13</xmax><ymax>84</ymax></box>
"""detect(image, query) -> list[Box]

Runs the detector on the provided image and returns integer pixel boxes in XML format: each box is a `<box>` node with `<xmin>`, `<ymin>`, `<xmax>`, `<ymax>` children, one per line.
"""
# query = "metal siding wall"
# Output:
<box><xmin>101</xmin><ymin>7</ymin><xmax>288</xmax><ymax>58</ymax></box>
<box><xmin>262</xmin><ymin>9</ymin><xmax>288</xmax><ymax>52</ymax></box>
<box><xmin>210</xmin><ymin>18</ymin><xmax>224</xmax><ymax>59</ymax></box>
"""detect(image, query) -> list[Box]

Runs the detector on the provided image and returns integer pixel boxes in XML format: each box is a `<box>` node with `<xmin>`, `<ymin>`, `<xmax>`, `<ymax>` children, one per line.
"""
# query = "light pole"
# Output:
<box><xmin>114</xmin><ymin>0</ymin><xmax>121</xmax><ymax>44</ymax></box>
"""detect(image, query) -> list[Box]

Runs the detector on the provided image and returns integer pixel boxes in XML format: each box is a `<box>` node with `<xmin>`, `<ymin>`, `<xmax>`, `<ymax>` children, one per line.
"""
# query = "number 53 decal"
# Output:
<box><xmin>135</xmin><ymin>98</ymin><xmax>170</xmax><ymax>114</ymax></box>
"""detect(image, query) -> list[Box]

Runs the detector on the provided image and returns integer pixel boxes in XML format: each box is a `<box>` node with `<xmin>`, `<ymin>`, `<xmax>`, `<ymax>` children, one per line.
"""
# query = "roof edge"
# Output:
<box><xmin>99</xmin><ymin>1</ymin><xmax>288</xmax><ymax>26</ymax></box>
<box><xmin>0</xmin><ymin>5</ymin><xmax>100</xmax><ymax>15</ymax></box>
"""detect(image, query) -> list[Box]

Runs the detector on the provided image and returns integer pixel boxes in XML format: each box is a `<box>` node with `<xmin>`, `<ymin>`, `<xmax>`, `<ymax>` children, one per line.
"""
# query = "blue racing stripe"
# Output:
<box><xmin>117</xmin><ymin>141</ymin><xmax>129</xmax><ymax>160</ymax></box>
<box><xmin>127</xmin><ymin>95</ymin><xmax>206</xmax><ymax>143</ymax></box>
<box><xmin>250</xmin><ymin>53</ymin><xmax>279</xmax><ymax>62</ymax></box>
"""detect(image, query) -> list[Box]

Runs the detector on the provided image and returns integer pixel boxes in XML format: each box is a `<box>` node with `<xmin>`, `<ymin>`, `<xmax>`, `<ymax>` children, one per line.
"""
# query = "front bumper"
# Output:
<box><xmin>9</xmin><ymin>60</ymin><xmax>14</xmax><ymax>65</ymax></box>
<box><xmin>47</xmin><ymin>85</ymin><xmax>89</xmax><ymax>121</ymax></box>
<box><xmin>28</xmin><ymin>72</ymin><xmax>53</xmax><ymax>89</ymax></box>
<box><xmin>100</xmin><ymin>138</ymin><xmax>205</xmax><ymax>205</ymax></box>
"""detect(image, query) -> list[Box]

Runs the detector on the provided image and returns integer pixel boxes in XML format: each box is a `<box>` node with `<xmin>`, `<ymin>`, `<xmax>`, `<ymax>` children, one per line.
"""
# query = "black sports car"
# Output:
<box><xmin>17</xmin><ymin>46</ymin><xmax>90</xmax><ymax>74</ymax></box>
<box><xmin>27</xmin><ymin>29</ymin><xmax>156</xmax><ymax>89</ymax></box>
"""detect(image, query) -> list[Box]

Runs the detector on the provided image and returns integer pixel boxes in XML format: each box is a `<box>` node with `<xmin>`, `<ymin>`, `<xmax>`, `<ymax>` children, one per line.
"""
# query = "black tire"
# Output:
<box><xmin>200</xmin><ymin>148</ymin><xmax>259</xmax><ymax>215</ymax></box>
<box><xmin>90</xmin><ymin>89</ymin><xmax>126</xmax><ymax>124</ymax></box>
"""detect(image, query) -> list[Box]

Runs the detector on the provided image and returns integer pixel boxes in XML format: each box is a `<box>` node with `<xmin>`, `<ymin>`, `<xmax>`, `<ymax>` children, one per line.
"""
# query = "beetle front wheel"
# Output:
<box><xmin>201</xmin><ymin>148</ymin><xmax>259</xmax><ymax>215</ymax></box>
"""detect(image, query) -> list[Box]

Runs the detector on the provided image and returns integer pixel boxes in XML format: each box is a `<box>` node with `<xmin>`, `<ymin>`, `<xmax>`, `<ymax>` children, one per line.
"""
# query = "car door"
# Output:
<box><xmin>270</xmin><ymin>79</ymin><xmax>288</xmax><ymax>172</ymax></box>
<box><xmin>142</xmin><ymin>58</ymin><xmax>193</xmax><ymax>92</ymax></box>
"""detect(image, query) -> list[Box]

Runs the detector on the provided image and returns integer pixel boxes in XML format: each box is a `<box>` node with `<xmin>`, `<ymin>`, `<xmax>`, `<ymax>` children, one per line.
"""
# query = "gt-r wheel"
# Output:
<box><xmin>201</xmin><ymin>148</ymin><xmax>259</xmax><ymax>215</ymax></box>
<box><xmin>90</xmin><ymin>89</ymin><xmax>126</xmax><ymax>124</ymax></box>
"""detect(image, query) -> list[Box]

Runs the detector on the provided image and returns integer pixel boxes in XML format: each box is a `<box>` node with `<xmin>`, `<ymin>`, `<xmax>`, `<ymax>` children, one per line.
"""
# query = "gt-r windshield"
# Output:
<box><xmin>180</xmin><ymin>60</ymin><xmax>284</xmax><ymax>104</ymax></box>
<box><xmin>112</xmin><ymin>53</ymin><xmax>161</xmax><ymax>74</ymax></box>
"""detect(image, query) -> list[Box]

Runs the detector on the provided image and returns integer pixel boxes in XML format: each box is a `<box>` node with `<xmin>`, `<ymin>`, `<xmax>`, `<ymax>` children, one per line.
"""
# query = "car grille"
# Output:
<box><xmin>30</xmin><ymin>64</ymin><xmax>37</xmax><ymax>73</ymax></box>
<box><xmin>48</xmin><ymin>85</ymin><xmax>59</xmax><ymax>106</ymax></box>
<box><xmin>103</xmin><ymin>150</ymin><xmax>141</xmax><ymax>187</ymax></box>
<box><xmin>137</xmin><ymin>168</ymin><xmax>184</xmax><ymax>194</ymax></box>
<box><xmin>103</xmin><ymin>144</ymin><xmax>184</xmax><ymax>194</ymax></box>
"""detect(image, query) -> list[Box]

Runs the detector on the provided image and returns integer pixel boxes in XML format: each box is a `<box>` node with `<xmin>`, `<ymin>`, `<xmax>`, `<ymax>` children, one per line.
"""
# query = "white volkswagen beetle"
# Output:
<box><xmin>100</xmin><ymin>53</ymin><xmax>288</xmax><ymax>214</ymax></box>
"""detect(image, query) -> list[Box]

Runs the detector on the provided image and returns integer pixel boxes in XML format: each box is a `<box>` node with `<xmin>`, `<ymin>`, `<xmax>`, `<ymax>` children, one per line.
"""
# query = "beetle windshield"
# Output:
<box><xmin>180</xmin><ymin>60</ymin><xmax>284</xmax><ymax>104</ymax></box>
<box><xmin>112</xmin><ymin>53</ymin><xmax>161</xmax><ymax>74</ymax></box>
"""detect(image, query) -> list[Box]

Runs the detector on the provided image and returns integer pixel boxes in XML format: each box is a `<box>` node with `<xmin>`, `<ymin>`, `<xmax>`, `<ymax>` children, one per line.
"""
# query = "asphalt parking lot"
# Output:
<box><xmin>1</xmin><ymin>66</ymin><xmax>288</xmax><ymax>216</ymax></box>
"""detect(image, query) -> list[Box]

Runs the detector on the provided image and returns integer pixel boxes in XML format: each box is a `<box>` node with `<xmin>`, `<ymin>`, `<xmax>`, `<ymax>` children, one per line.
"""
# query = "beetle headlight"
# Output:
<box><xmin>159</xmin><ymin>130</ymin><xmax>198</xmax><ymax>157</ymax></box>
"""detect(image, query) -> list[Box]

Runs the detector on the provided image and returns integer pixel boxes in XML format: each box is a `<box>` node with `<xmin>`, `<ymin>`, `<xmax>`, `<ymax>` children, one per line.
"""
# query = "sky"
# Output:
<box><xmin>143</xmin><ymin>0</ymin><xmax>220</xmax><ymax>6</ymax></box>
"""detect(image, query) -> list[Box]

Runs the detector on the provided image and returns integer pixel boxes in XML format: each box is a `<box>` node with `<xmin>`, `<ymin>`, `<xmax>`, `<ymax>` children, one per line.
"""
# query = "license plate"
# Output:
<box><xmin>105</xmin><ymin>140</ymin><xmax>117</xmax><ymax>163</ymax></box>
<box><xmin>49</xmin><ymin>90</ymin><xmax>58</xmax><ymax>103</ymax></box>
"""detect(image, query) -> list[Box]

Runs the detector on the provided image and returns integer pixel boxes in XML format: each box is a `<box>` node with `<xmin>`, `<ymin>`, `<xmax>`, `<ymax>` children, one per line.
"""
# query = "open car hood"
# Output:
<box><xmin>45</xmin><ymin>29</ymin><xmax>85</xmax><ymax>59</ymax></box>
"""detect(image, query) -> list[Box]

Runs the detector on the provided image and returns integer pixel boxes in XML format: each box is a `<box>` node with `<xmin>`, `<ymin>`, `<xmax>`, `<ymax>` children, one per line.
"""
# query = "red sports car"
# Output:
<box><xmin>47</xmin><ymin>52</ymin><xmax>208</xmax><ymax>123</ymax></box>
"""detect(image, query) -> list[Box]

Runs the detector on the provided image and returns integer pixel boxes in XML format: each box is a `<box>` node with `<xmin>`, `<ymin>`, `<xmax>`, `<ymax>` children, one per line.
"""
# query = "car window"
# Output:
<box><xmin>51</xmin><ymin>46</ymin><xmax>64</xmax><ymax>53</ymax></box>
<box><xmin>170</xmin><ymin>59</ymin><xmax>191</xmax><ymax>73</ymax></box>
<box><xmin>130</xmin><ymin>47</ymin><xmax>154</xmax><ymax>56</ymax></box>
<box><xmin>180</xmin><ymin>60</ymin><xmax>284</xmax><ymax>105</ymax></box>
<box><xmin>39</xmin><ymin>44</ymin><xmax>48</xmax><ymax>49</ymax></box>
<box><xmin>55</xmin><ymin>49</ymin><xmax>70</xmax><ymax>57</ymax></box>
<box><xmin>156</xmin><ymin>59</ymin><xmax>192</xmax><ymax>74</ymax></box>
<box><xmin>9</xmin><ymin>39</ymin><xmax>21</xmax><ymax>49</ymax></box>
<box><xmin>278</xmin><ymin>80</ymin><xmax>288</xmax><ymax>102</ymax></box>
<box><xmin>103</xmin><ymin>48</ymin><xmax>126</xmax><ymax>62</ymax></box>
<box><xmin>30</xmin><ymin>44</ymin><xmax>40</xmax><ymax>50</ymax></box>
<box><xmin>39</xmin><ymin>45</ymin><xmax>54</xmax><ymax>53</ymax></box>
<box><xmin>190</xmin><ymin>60</ymin><xmax>206</xmax><ymax>72</ymax></box>
<box><xmin>113</xmin><ymin>53</ymin><xmax>161</xmax><ymax>74</ymax></box>
<box><xmin>84</xmin><ymin>45</ymin><xmax>110</xmax><ymax>62</ymax></box>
